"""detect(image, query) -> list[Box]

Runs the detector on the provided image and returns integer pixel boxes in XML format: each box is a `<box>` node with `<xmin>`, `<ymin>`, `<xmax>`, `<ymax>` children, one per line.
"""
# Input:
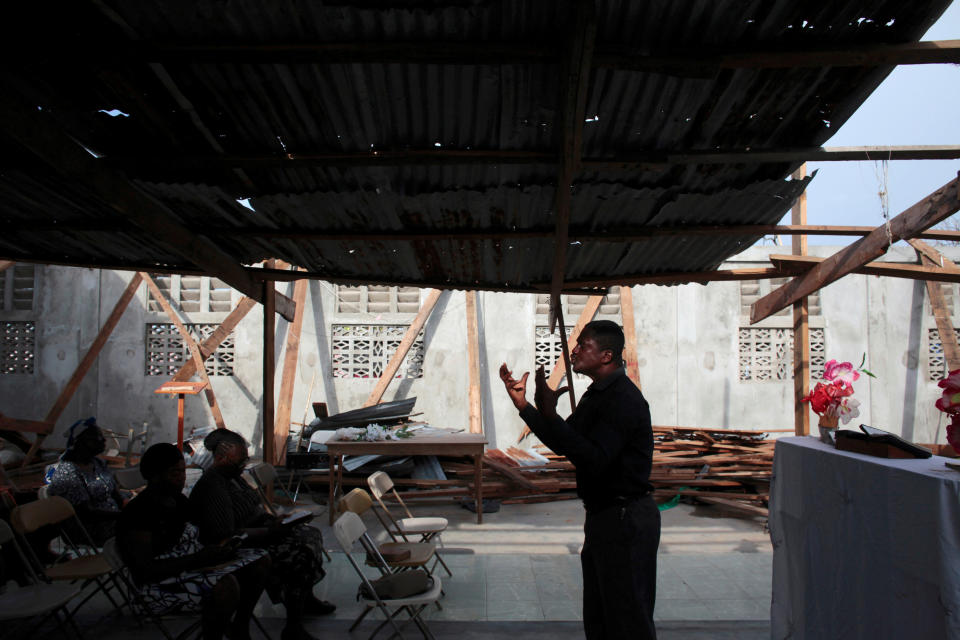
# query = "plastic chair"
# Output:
<box><xmin>0</xmin><ymin>519</ymin><xmax>85</xmax><ymax>639</ymax></box>
<box><xmin>333</xmin><ymin>511</ymin><xmax>442</xmax><ymax>640</ymax></box>
<box><xmin>366</xmin><ymin>471</ymin><xmax>452</xmax><ymax>577</ymax></box>
<box><xmin>10</xmin><ymin>496</ymin><xmax>127</xmax><ymax>617</ymax></box>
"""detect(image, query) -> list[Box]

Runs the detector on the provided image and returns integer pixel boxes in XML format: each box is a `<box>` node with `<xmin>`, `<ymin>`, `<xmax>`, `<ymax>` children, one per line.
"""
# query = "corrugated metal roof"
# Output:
<box><xmin>0</xmin><ymin>0</ymin><xmax>952</xmax><ymax>291</ymax></box>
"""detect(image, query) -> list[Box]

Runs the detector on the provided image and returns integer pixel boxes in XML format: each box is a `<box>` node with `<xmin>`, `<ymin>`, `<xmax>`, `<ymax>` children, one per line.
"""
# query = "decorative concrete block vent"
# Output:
<box><xmin>1</xmin><ymin>321</ymin><xmax>35</xmax><ymax>374</ymax></box>
<box><xmin>145</xmin><ymin>323</ymin><xmax>235</xmax><ymax>376</ymax></box>
<box><xmin>332</xmin><ymin>324</ymin><xmax>424</xmax><ymax>379</ymax></box>
<box><xmin>739</xmin><ymin>327</ymin><xmax>825</xmax><ymax>382</ymax></box>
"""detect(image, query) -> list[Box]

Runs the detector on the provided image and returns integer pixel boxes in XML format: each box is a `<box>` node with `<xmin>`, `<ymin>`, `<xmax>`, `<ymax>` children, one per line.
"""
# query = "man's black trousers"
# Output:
<box><xmin>581</xmin><ymin>495</ymin><xmax>661</xmax><ymax>639</ymax></box>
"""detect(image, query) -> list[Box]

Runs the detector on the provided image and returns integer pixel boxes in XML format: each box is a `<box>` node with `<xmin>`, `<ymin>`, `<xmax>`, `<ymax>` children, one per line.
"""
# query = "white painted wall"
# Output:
<box><xmin>2</xmin><ymin>244</ymin><xmax>957</xmax><ymax>455</ymax></box>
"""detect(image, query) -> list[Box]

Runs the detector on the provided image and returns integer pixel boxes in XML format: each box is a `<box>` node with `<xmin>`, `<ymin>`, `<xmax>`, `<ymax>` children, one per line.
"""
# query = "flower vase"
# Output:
<box><xmin>818</xmin><ymin>414</ymin><xmax>839</xmax><ymax>445</ymax></box>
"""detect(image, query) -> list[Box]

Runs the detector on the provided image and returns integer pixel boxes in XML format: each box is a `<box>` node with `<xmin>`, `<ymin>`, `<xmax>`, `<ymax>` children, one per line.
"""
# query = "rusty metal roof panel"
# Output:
<box><xmin>0</xmin><ymin>0</ymin><xmax>953</xmax><ymax>291</ymax></box>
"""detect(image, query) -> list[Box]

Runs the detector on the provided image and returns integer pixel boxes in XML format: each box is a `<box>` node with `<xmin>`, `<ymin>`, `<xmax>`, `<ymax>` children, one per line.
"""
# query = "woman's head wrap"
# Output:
<box><xmin>139</xmin><ymin>443</ymin><xmax>184</xmax><ymax>481</ymax></box>
<box><xmin>60</xmin><ymin>416</ymin><xmax>100</xmax><ymax>460</ymax></box>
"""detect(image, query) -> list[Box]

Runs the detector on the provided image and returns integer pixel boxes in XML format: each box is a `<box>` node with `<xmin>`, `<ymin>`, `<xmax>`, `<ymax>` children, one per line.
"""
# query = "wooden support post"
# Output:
<box><xmin>751</xmin><ymin>174</ymin><xmax>960</xmax><ymax>323</ymax></box>
<box><xmin>792</xmin><ymin>165</ymin><xmax>810</xmax><ymax>436</ymax></box>
<box><xmin>263</xmin><ymin>279</ymin><xmax>276</xmax><ymax>464</ymax></box>
<box><xmin>620</xmin><ymin>286</ymin><xmax>641</xmax><ymax>389</ymax></box>
<box><xmin>274</xmin><ymin>275</ymin><xmax>308</xmax><ymax>465</ymax></box>
<box><xmin>172</xmin><ymin>297</ymin><xmax>257</xmax><ymax>381</ymax></box>
<box><xmin>364</xmin><ymin>289</ymin><xmax>442</xmax><ymax>407</ymax></box>
<box><xmin>466</xmin><ymin>291</ymin><xmax>482</xmax><ymax>434</ymax></box>
<box><xmin>142</xmin><ymin>273</ymin><xmax>226</xmax><ymax>430</ymax></box>
<box><xmin>908</xmin><ymin>239</ymin><xmax>960</xmax><ymax>371</ymax></box>
<box><xmin>548</xmin><ymin>0</ymin><xmax>596</xmax><ymax>331</ymax></box>
<box><xmin>556</xmin><ymin>303</ymin><xmax>577</xmax><ymax>413</ymax></box>
<box><xmin>22</xmin><ymin>272</ymin><xmax>143</xmax><ymax>466</ymax></box>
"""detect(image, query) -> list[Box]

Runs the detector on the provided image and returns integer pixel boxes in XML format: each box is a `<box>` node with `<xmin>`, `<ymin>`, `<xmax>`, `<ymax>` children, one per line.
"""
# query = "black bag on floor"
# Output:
<box><xmin>358</xmin><ymin>569</ymin><xmax>433</xmax><ymax>600</ymax></box>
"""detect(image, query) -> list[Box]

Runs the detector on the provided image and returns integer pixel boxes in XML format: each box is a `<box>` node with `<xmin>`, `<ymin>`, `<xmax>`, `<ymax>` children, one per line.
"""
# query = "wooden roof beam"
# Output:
<box><xmin>10</xmin><ymin>223</ymin><xmax>960</xmax><ymax>243</ymax></box>
<box><xmin>549</xmin><ymin>0</ymin><xmax>596</xmax><ymax>330</ymax></box>
<box><xmin>769</xmin><ymin>254</ymin><xmax>960</xmax><ymax>283</ymax></box>
<box><xmin>107</xmin><ymin>145</ymin><xmax>960</xmax><ymax>172</ymax></box>
<box><xmin>76</xmin><ymin>39</ymin><xmax>960</xmax><ymax>69</ymax></box>
<box><xmin>0</xmin><ymin>94</ymin><xmax>294</xmax><ymax>322</ymax></box>
<box><xmin>750</xmin><ymin>174</ymin><xmax>960</xmax><ymax>323</ymax></box>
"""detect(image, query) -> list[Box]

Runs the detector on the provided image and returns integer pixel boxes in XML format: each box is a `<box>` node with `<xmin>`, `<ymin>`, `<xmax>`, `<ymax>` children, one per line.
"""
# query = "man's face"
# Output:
<box><xmin>571</xmin><ymin>332</ymin><xmax>610</xmax><ymax>377</ymax></box>
<box><xmin>217</xmin><ymin>443</ymin><xmax>250</xmax><ymax>477</ymax></box>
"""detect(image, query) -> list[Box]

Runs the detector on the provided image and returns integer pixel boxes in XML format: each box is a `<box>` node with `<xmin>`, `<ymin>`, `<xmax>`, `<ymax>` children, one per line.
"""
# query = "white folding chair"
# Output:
<box><xmin>333</xmin><ymin>512</ymin><xmax>442</xmax><ymax>640</ymax></box>
<box><xmin>0</xmin><ymin>520</ymin><xmax>85</xmax><ymax>639</ymax></box>
<box><xmin>367</xmin><ymin>471</ymin><xmax>452</xmax><ymax>577</ymax></box>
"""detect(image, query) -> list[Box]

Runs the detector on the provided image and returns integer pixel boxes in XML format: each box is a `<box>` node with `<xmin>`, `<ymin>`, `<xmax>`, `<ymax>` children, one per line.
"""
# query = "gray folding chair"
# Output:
<box><xmin>0</xmin><ymin>519</ymin><xmax>85</xmax><ymax>639</ymax></box>
<box><xmin>333</xmin><ymin>512</ymin><xmax>442</xmax><ymax>640</ymax></box>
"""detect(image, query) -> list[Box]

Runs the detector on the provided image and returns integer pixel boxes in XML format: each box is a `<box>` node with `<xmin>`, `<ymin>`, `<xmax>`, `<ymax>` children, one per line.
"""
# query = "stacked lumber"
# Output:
<box><xmin>648</xmin><ymin>426</ymin><xmax>775</xmax><ymax>518</ymax></box>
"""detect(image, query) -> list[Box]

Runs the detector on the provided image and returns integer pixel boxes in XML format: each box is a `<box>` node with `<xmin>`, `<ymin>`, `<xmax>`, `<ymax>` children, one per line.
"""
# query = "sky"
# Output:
<box><xmin>774</xmin><ymin>1</ymin><xmax>960</xmax><ymax>245</ymax></box>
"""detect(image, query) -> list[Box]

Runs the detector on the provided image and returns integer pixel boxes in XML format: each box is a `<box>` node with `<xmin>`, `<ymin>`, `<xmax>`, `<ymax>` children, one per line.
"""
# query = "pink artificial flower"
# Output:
<box><xmin>823</xmin><ymin>360</ymin><xmax>860</xmax><ymax>385</ymax></box>
<box><xmin>836</xmin><ymin>397</ymin><xmax>860</xmax><ymax>425</ymax></box>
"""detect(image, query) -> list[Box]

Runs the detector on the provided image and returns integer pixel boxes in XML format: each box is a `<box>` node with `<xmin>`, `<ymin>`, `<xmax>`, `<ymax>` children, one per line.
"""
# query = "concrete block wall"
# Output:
<box><xmin>2</xmin><ymin>244</ymin><xmax>957</xmax><ymax>455</ymax></box>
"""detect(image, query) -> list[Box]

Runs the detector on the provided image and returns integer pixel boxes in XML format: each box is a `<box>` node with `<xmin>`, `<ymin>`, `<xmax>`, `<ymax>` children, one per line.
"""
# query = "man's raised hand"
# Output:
<box><xmin>499</xmin><ymin>363</ymin><xmax>529</xmax><ymax>411</ymax></box>
<box><xmin>533</xmin><ymin>365</ymin><xmax>568</xmax><ymax>419</ymax></box>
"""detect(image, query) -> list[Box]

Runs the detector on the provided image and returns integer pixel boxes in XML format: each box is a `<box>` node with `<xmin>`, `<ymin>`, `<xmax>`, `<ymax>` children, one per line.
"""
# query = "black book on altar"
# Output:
<box><xmin>834</xmin><ymin>424</ymin><xmax>932</xmax><ymax>459</ymax></box>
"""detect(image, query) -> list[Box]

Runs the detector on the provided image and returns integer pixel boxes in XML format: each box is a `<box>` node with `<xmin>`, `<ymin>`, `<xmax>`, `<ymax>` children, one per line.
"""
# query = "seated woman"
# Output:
<box><xmin>47</xmin><ymin>417</ymin><xmax>123</xmax><ymax>545</ymax></box>
<box><xmin>189</xmin><ymin>429</ymin><xmax>333</xmax><ymax>640</ymax></box>
<box><xmin>118</xmin><ymin>442</ymin><xmax>270</xmax><ymax>640</ymax></box>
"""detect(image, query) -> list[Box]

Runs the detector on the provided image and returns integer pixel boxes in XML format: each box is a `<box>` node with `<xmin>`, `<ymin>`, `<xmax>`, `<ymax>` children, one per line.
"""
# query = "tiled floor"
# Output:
<box><xmin>71</xmin><ymin>500</ymin><xmax>773</xmax><ymax>638</ymax></box>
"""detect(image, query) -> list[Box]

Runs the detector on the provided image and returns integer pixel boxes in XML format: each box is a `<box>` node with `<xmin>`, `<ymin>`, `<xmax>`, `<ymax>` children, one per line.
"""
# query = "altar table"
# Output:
<box><xmin>770</xmin><ymin>436</ymin><xmax>960</xmax><ymax>639</ymax></box>
<box><xmin>326</xmin><ymin>432</ymin><xmax>487</xmax><ymax>524</ymax></box>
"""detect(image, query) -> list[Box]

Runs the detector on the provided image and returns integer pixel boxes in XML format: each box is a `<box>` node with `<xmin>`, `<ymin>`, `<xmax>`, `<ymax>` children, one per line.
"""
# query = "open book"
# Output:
<box><xmin>281</xmin><ymin>508</ymin><xmax>314</xmax><ymax>526</ymax></box>
<box><xmin>835</xmin><ymin>424</ymin><xmax>932</xmax><ymax>459</ymax></box>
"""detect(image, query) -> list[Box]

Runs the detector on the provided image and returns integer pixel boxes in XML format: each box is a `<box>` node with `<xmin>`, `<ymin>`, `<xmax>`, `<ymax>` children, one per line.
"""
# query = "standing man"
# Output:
<box><xmin>499</xmin><ymin>320</ymin><xmax>659</xmax><ymax>639</ymax></box>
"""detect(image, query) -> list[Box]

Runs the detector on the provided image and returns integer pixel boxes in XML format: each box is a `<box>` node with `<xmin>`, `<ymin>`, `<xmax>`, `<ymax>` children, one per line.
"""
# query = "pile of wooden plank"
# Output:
<box><xmin>649</xmin><ymin>426</ymin><xmax>777</xmax><ymax>519</ymax></box>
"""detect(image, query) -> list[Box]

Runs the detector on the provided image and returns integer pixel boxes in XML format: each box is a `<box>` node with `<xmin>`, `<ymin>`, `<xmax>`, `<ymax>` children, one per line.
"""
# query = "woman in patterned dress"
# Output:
<box><xmin>190</xmin><ymin>430</ymin><xmax>333</xmax><ymax>640</ymax></box>
<box><xmin>118</xmin><ymin>442</ymin><xmax>270</xmax><ymax>640</ymax></box>
<box><xmin>47</xmin><ymin>417</ymin><xmax>123</xmax><ymax>545</ymax></box>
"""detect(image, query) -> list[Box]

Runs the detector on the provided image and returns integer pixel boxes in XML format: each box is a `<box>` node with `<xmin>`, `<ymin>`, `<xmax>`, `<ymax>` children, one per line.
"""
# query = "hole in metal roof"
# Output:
<box><xmin>236</xmin><ymin>198</ymin><xmax>255</xmax><ymax>211</ymax></box>
<box><xmin>98</xmin><ymin>109</ymin><xmax>130</xmax><ymax>118</ymax></box>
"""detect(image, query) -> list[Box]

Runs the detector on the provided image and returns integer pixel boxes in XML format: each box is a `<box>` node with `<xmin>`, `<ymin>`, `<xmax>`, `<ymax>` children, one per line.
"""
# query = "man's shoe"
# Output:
<box><xmin>303</xmin><ymin>597</ymin><xmax>336</xmax><ymax>616</ymax></box>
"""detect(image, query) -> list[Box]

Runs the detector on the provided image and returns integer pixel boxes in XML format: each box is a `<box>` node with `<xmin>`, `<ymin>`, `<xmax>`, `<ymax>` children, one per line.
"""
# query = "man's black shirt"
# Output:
<box><xmin>519</xmin><ymin>367</ymin><xmax>653</xmax><ymax>509</ymax></box>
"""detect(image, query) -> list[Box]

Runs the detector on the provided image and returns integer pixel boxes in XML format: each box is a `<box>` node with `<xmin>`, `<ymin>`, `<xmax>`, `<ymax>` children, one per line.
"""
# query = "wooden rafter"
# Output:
<box><xmin>0</xmin><ymin>261</ymin><xmax>13</xmax><ymax>273</ymax></box>
<box><xmin>142</xmin><ymin>273</ymin><xmax>226</xmax><ymax>430</ymax></box>
<box><xmin>69</xmin><ymin>38</ymin><xmax>960</xmax><ymax>69</ymax></box>
<box><xmin>549</xmin><ymin>0</ymin><xmax>596</xmax><ymax>329</ymax></box>
<box><xmin>21</xmin><ymin>272</ymin><xmax>143</xmax><ymax>466</ymax></box>
<box><xmin>907</xmin><ymin>239</ymin><xmax>960</xmax><ymax>371</ymax></box>
<box><xmin>172</xmin><ymin>297</ymin><xmax>258</xmax><ymax>382</ymax></box>
<box><xmin>0</xmin><ymin>94</ymin><xmax>295</xmax><ymax>321</ymax></box>
<box><xmin>363</xmin><ymin>289</ymin><xmax>443</xmax><ymax>407</ymax></box>
<box><xmin>769</xmin><ymin>254</ymin><xmax>960</xmax><ymax>283</ymax></box>
<box><xmin>10</xmin><ymin>221</ymin><xmax>960</xmax><ymax>244</ymax></box>
<box><xmin>108</xmin><ymin>145</ymin><xmax>960</xmax><ymax>174</ymax></box>
<box><xmin>751</xmin><ymin>175</ymin><xmax>960</xmax><ymax>323</ymax></box>
<box><xmin>273</xmin><ymin>275</ymin><xmax>308</xmax><ymax>465</ymax></box>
